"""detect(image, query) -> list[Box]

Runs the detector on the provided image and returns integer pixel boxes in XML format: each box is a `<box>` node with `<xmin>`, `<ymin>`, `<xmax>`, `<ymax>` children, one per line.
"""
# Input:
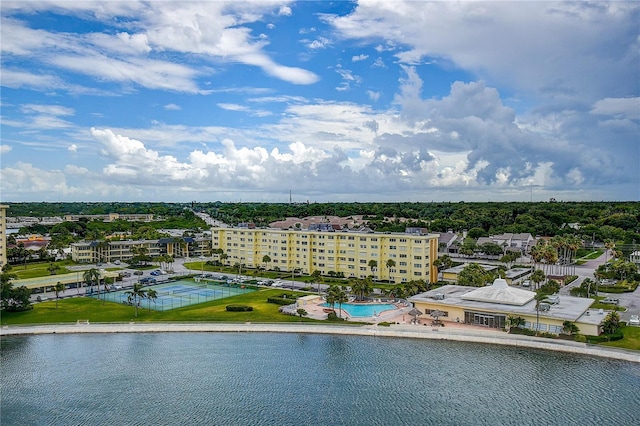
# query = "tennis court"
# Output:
<box><xmin>96</xmin><ymin>280</ymin><xmax>256</xmax><ymax>311</ymax></box>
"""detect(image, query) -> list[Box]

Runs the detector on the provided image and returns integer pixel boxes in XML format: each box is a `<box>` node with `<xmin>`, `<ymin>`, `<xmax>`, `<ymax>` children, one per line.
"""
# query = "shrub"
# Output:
<box><xmin>267</xmin><ymin>297</ymin><xmax>295</xmax><ymax>306</ymax></box>
<box><xmin>225</xmin><ymin>305</ymin><xmax>253</xmax><ymax>312</ymax></box>
<box><xmin>327</xmin><ymin>312</ymin><xmax>344</xmax><ymax>321</ymax></box>
<box><xmin>586</xmin><ymin>331</ymin><xmax>624</xmax><ymax>343</ymax></box>
<box><xmin>377</xmin><ymin>322</ymin><xmax>392</xmax><ymax>327</ymax></box>
<box><xmin>537</xmin><ymin>332</ymin><xmax>556</xmax><ymax>339</ymax></box>
<box><xmin>574</xmin><ymin>334</ymin><xmax>587</xmax><ymax>343</ymax></box>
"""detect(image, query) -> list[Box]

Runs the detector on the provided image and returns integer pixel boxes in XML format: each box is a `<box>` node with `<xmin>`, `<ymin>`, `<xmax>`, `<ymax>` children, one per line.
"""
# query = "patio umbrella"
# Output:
<box><xmin>407</xmin><ymin>308</ymin><xmax>423</xmax><ymax>317</ymax></box>
<box><xmin>430</xmin><ymin>310</ymin><xmax>445</xmax><ymax>319</ymax></box>
<box><xmin>407</xmin><ymin>308</ymin><xmax>423</xmax><ymax>323</ymax></box>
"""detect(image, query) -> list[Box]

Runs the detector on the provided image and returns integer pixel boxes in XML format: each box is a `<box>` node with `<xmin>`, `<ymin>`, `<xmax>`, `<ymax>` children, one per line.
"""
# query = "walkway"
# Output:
<box><xmin>2</xmin><ymin>322</ymin><xmax>638</xmax><ymax>363</ymax></box>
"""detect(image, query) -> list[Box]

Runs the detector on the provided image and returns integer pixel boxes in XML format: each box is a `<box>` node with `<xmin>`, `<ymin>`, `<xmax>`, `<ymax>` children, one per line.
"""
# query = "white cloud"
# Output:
<box><xmin>366</xmin><ymin>91</ymin><xmax>380</xmax><ymax>102</ymax></box>
<box><xmin>352</xmin><ymin>54</ymin><xmax>368</xmax><ymax>62</ymax></box>
<box><xmin>591</xmin><ymin>97</ymin><xmax>640</xmax><ymax>120</ymax></box>
<box><xmin>21</xmin><ymin>104</ymin><xmax>74</xmax><ymax>116</ymax></box>
<box><xmin>164</xmin><ymin>103</ymin><xmax>181</xmax><ymax>111</ymax></box>
<box><xmin>0</xmin><ymin>145</ymin><xmax>12</xmax><ymax>154</ymax></box>
<box><xmin>307</xmin><ymin>37</ymin><xmax>331</xmax><ymax>50</ymax></box>
<box><xmin>278</xmin><ymin>6</ymin><xmax>292</xmax><ymax>16</ymax></box>
<box><xmin>68</xmin><ymin>144</ymin><xmax>78</xmax><ymax>152</ymax></box>
<box><xmin>330</xmin><ymin>1</ymin><xmax>639</xmax><ymax>100</ymax></box>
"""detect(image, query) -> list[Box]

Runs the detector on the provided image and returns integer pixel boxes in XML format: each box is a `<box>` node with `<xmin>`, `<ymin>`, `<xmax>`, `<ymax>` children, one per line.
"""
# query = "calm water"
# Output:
<box><xmin>2</xmin><ymin>333</ymin><xmax>639</xmax><ymax>425</ymax></box>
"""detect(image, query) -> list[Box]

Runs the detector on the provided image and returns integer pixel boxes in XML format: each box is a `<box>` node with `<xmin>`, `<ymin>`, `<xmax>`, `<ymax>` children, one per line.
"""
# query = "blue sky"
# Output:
<box><xmin>1</xmin><ymin>1</ymin><xmax>638</xmax><ymax>203</ymax></box>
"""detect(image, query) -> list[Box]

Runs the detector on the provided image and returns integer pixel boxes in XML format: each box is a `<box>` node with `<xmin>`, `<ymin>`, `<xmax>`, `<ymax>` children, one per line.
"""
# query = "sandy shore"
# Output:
<box><xmin>2</xmin><ymin>321</ymin><xmax>638</xmax><ymax>363</ymax></box>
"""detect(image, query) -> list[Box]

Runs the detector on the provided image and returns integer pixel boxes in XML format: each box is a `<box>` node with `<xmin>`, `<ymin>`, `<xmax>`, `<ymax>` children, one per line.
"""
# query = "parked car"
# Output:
<box><xmin>521</xmin><ymin>280</ymin><xmax>531</xmax><ymax>287</ymax></box>
<box><xmin>107</xmin><ymin>284</ymin><xmax>122</xmax><ymax>291</ymax></box>
<box><xmin>629</xmin><ymin>315</ymin><xmax>640</xmax><ymax>326</ymax></box>
<box><xmin>271</xmin><ymin>280</ymin><xmax>283</xmax><ymax>287</ymax></box>
<box><xmin>119</xmin><ymin>271</ymin><xmax>132</xmax><ymax>278</ymax></box>
<box><xmin>133</xmin><ymin>270</ymin><xmax>144</xmax><ymax>276</ymax></box>
<box><xmin>150</xmin><ymin>270</ymin><xmax>161</xmax><ymax>276</ymax></box>
<box><xmin>602</xmin><ymin>297</ymin><xmax>620</xmax><ymax>305</ymax></box>
<box><xmin>547</xmin><ymin>295</ymin><xmax>560</xmax><ymax>305</ymax></box>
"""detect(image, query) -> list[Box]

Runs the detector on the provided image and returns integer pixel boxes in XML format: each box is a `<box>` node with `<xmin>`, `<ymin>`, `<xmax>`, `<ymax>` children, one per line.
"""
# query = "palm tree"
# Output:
<box><xmin>335</xmin><ymin>286</ymin><xmax>348</xmax><ymax>318</ymax></box>
<box><xmin>326</xmin><ymin>285</ymin><xmax>337</xmax><ymax>312</ymax></box>
<box><xmin>367</xmin><ymin>259</ymin><xmax>378</xmax><ymax>279</ymax></box>
<box><xmin>562</xmin><ymin>321</ymin><xmax>579</xmax><ymax>336</ymax></box>
<box><xmin>534</xmin><ymin>291</ymin><xmax>549</xmax><ymax>334</ymax></box>
<box><xmin>262</xmin><ymin>255</ymin><xmax>271</xmax><ymax>270</ymax></box>
<box><xmin>125</xmin><ymin>283</ymin><xmax>148</xmax><ymax>318</ymax></box>
<box><xmin>351</xmin><ymin>277</ymin><xmax>373</xmax><ymax>301</ymax></box>
<box><xmin>327</xmin><ymin>285</ymin><xmax>348</xmax><ymax>319</ymax></box>
<box><xmin>530</xmin><ymin>269</ymin><xmax>546</xmax><ymax>291</ymax></box>
<box><xmin>385</xmin><ymin>258</ymin><xmax>396</xmax><ymax>282</ymax></box>
<box><xmin>146</xmin><ymin>288</ymin><xmax>158</xmax><ymax>313</ymax></box>
<box><xmin>83</xmin><ymin>268</ymin><xmax>100</xmax><ymax>298</ymax></box>
<box><xmin>506</xmin><ymin>315</ymin><xmax>525</xmax><ymax>332</ymax></box>
<box><xmin>310</xmin><ymin>270</ymin><xmax>322</xmax><ymax>294</ymax></box>
<box><xmin>604</xmin><ymin>239</ymin><xmax>615</xmax><ymax>264</ymax></box>
<box><xmin>53</xmin><ymin>281</ymin><xmax>65</xmax><ymax>309</ymax></box>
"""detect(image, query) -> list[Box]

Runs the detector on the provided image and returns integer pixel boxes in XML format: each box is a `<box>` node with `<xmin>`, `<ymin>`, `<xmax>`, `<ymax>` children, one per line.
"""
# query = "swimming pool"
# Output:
<box><xmin>321</xmin><ymin>302</ymin><xmax>397</xmax><ymax>317</ymax></box>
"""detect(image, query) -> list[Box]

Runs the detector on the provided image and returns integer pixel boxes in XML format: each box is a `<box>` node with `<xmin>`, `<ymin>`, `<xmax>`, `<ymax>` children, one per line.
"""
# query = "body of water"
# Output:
<box><xmin>2</xmin><ymin>333</ymin><xmax>639</xmax><ymax>425</ymax></box>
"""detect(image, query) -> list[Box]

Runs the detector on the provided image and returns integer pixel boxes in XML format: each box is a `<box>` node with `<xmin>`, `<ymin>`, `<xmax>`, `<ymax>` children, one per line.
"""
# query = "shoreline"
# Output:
<box><xmin>2</xmin><ymin>322</ymin><xmax>639</xmax><ymax>363</ymax></box>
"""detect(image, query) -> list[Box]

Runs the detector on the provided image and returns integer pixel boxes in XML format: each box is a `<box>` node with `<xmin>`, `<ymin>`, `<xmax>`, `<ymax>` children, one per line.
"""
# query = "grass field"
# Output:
<box><xmin>10</xmin><ymin>260</ymin><xmax>76</xmax><ymax>279</ymax></box>
<box><xmin>602</xmin><ymin>326</ymin><xmax>640</xmax><ymax>351</ymax></box>
<box><xmin>0</xmin><ymin>288</ymin><xmax>322</xmax><ymax>325</ymax></box>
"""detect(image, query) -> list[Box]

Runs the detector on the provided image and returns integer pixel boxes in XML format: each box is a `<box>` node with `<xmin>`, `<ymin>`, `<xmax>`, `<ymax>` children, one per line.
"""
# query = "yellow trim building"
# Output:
<box><xmin>409</xmin><ymin>279</ymin><xmax>603</xmax><ymax>335</ymax></box>
<box><xmin>211</xmin><ymin>227</ymin><xmax>439</xmax><ymax>284</ymax></box>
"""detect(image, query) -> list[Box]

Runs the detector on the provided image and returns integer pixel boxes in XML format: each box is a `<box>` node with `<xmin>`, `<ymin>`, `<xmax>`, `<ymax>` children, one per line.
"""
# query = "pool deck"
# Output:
<box><xmin>2</xmin><ymin>321</ymin><xmax>638</xmax><ymax>363</ymax></box>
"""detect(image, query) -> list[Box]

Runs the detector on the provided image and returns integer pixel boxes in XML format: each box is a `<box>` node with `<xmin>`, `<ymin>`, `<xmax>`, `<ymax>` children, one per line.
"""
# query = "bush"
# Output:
<box><xmin>574</xmin><ymin>334</ymin><xmax>587</xmax><ymax>343</ymax></box>
<box><xmin>327</xmin><ymin>312</ymin><xmax>344</xmax><ymax>321</ymax></box>
<box><xmin>586</xmin><ymin>331</ymin><xmax>624</xmax><ymax>343</ymax></box>
<box><xmin>537</xmin><ymin>332</ymin><xmax>556</xmax><ymax>339</ymax></box>
<box><xmin>377</xmin><ymin>322</ymin><xmax>392</xmax><ymax>327</ymax></box>
<box><xmin>267</xmin><ymin>297</ymin><xmax>295</xmax><ymax>306</ymax></box>
<box><xmin>225</xmin><ymin>305</ymin><xmax>253</xmax><ymax>312</ymax></box>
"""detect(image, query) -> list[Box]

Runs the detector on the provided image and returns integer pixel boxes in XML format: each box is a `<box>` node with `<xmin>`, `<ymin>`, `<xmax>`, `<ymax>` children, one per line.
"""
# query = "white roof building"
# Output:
<box><xmin>461</xmin><ymin>278</ymin><xmax>534</xmax><ymax>306</ymax></box>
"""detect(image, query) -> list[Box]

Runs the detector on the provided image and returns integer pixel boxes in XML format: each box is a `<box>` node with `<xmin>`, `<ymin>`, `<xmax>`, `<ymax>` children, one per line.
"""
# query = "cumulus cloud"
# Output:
<box><xmin>591</xmin><ymin>97</ymin><xmax>640</xmax><ymax>120</ymax></box>
<box><xmin>330</xmin><ymin>1</ymin><xmax>639</xmax><ymax>100</ymax></box>
<box><xmin>352</xmin><ymin>54</ymin><xmax>368</xmax><ymax>62</ymax></box>
<box><xmin>278</xmin><ymin>6</ymin><xmax>292</xmax><ymax>16</ymax></box>
<box><xmin>2</xmin><ymin>2</ymin><xmax>319</xmax><ymax>92</ymax></box>
<box><xmin>68</xmin><ymin>144</ymin><xmax>78</xmax><ymax>152</ymax></box>
<box><xmin>0</xmin><ymin>145</ymin><xmax>12</xmax><ymax>154</ymax></box>
<box><xmin>164</xmin><ymin>103</ymin><xmax>181</xmax><ymax>111</ymax></box>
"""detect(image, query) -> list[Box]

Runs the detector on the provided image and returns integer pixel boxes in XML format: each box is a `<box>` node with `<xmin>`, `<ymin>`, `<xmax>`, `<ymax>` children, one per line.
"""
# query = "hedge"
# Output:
<box><xmin>586</xmin><ymin>331</ymin><xmax>624</xmax><ymax>343</ymax></box>
<box><xmin>267</xmin><ymin>297</ymin><xmax>295</xmax><ymax>306</ymax></box>
<box><xmin>225</xmin><ymin>305</ymin><xmax>254</xmax><ymax>312</ymax></box>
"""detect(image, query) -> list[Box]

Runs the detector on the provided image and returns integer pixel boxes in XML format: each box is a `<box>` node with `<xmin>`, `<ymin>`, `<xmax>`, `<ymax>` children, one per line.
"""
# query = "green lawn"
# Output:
<box><xmin>602</xmin><ymin>326</ymin><xmax>640</xmax><ymax>351</ymax></box>
<box><xmin>579</xmin><ymin>250</ymin><xmax>603</xmax><ymax>260</ymax></box>
<box><xmin>10</xmin><ymin>260</ymin><xmax>76</xmax><ymax>280</ymax></box>
<box><xmin>0</xmin><ymin>288</ymin><xmax>322</xmax><ymax>325</ymax></box>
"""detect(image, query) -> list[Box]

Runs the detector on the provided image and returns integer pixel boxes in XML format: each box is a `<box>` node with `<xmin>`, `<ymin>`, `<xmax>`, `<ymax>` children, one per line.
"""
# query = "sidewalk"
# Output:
<box><xmin>2</xmin><ymin>321</ymin><xmax>638</xmax><ymax>363</ymax></box>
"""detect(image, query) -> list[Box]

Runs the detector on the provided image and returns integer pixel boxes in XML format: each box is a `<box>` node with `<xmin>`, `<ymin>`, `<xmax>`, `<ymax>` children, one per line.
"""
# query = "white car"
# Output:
<box><xmin>629</xmin><ymin>315</ymin><xmax>640</xmax><ymax>326</ymax></box>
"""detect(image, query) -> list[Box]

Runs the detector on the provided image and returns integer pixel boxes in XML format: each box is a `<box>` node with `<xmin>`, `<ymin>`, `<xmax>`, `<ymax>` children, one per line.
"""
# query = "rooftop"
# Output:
<box><xmin>409</xmin><ymin>283</ymin><xmax>595</xmax><ymax>322</ymax></box>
